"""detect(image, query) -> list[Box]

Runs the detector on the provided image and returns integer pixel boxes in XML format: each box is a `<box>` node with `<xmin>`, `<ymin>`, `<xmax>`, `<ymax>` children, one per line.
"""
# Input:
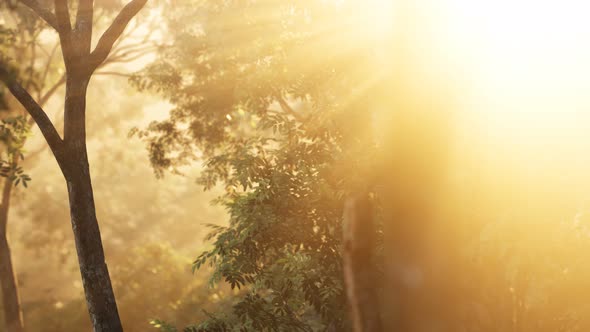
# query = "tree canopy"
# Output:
<box><xmin>133</xmin><ymin>1</ymin><xmax>384</xmax><ymax>330</ymax></box>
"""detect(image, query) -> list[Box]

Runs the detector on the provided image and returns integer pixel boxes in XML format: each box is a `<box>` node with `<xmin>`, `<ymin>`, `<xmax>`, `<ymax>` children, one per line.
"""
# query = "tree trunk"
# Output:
<box><xmin>59</xmin><ymin>77</ymin><xmax>123</xmax><ymax>332</ymax></box>
<box><xmin>0</xmin><ymin>178</ymin><xmax>25</xmax><ymax>332</ymax></box>
<box><xmin>0</xmin><ymin>3</ymin><xmax>148</xmax><ymax>330</ymax></box>
<box><xmin>376</xmin><ymin>0</ymin><xmax>456</xmax><ymax>329</ymax></box>
<box><xmin>343</xmin><ymin>193</ymin><xmax>382</xmax><ymax>332</ymax></box>
<box><xmin>64</xmin><ymin>163</ymin><xmax>122</xmax><ymax>332</ymax></box>
<box><xmin>0</xmin><ymin>235</ymin><xmax>24</xmax><ymax>332</ymax></box>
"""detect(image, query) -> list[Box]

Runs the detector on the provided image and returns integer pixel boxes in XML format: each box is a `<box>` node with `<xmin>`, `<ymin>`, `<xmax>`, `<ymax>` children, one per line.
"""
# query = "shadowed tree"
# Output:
<box><xmin>0</xmin><ymin>4</ymin><xmax>156</xmax><ymax>330</ymax></box>
<box><xmin>0</xmin><ymin>0</ymin><xmax>148</xmax><ymax>331</ymax></box>
<box><xmin>0</xmin><ymin>11</ymin><xmax>64</xmax><ymax>330</ymax></box>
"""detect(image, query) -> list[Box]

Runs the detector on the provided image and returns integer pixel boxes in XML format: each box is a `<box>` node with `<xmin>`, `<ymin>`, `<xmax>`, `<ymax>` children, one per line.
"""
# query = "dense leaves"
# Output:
<box><xmin>134</xmin><ymin>0</ymin><xmax>382</xmax><ymax>330</ymax></box>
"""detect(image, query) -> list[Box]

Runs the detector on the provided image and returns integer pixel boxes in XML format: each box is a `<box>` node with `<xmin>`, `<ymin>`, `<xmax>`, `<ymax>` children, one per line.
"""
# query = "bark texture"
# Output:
<box><xmin>63</xmin><ymin>163</ymin><xmax>122</xmax><ymax>332</ymax></box>
<box><xmin>0</xmin><ymin>177</ymin><xmax>24</xmax><ymax>332</ymax></box>
<box><xmin>58</xmin><ymin>77</ymin><xmax>123</xmax><ymax>332</ymax></box>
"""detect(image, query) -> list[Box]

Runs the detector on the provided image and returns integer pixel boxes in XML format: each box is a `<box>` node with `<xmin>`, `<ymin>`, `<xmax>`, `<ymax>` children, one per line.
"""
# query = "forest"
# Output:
<box><xmin>2</xmin><ymin>0</ymin><xmax>590</xmax><ymax>331</ymax></box>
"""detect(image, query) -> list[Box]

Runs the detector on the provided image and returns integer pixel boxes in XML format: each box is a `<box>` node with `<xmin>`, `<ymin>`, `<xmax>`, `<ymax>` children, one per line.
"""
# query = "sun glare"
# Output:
<box><xmin>445</xmin><ymin>0</ymin><xmax>590</xmax><ymax>117</ymax></box>
<box><xmin>435</xmin><ymin>0</ymin><xmax>590</xmax><ymax>224</ymax></box>
<box><xmin>365</xmin><ymin>0</ymin><xmax>590</xmax><ymax>232</ymax></box>
<box><xmin>328</xmin><ymin>0</ymin><xmax>394</xmax><ymax>45</ymax></box>
<box><xmin>360</xmin><ymin>0</ymin><xmax>394</xmax><ymax>38</ymax></box>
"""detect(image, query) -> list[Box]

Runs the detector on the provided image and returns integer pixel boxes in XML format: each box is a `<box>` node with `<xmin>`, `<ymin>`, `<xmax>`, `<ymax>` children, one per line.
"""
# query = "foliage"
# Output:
<box><xmin>18</xmin><ymin>242</ymin><xmax>233</xmax><ymax>332</ymax></box>
<box><xmin>134</xmin><ymin>1</ymin><xmax>382</xmax><ymax>330</ymax></box>
<box><xmin>135</xmin><ymin>2</ymin><xmax>590</xmax><ymax>331</ymax></box>
<box><xmin>0</xmin><ymin>116</ymin><xmax>31</xmax><ymax>186</ymax></box>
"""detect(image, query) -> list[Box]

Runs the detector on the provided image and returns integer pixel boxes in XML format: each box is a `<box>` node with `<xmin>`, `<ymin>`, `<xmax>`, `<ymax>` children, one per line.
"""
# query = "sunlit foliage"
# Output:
<box><xmin>133</xmin><ymin>0</ymin><xmax>384</xmax><ymax>330</ymax></box>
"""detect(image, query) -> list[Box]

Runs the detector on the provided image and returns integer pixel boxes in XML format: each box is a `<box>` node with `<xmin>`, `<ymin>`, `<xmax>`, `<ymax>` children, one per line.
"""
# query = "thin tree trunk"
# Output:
<box><xmin>0</xmin><ymin>178</ymin><xmax>25</xmax><ymax>332</ymax></box>
<box><xmin>64</xmin><ymin>164</ymin><xmax>122</xmax><ymax>332</ymax></box>
<box><xmin>0</xmin><ymin>235</ymin><xmax>24</xmax><ymax>332</ymax></box>
<box><xmin>59</xmin><ymin>77</ymin><xmax>123</xmax><ymax>332</ymax></box>
<box><xmin>1</xmin><ymin>2</ymin><xmax>147</xmax><ymax>330</ymax></box>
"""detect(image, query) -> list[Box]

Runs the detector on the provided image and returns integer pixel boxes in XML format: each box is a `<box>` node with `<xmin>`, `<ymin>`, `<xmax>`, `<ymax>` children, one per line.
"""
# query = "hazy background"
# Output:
<box><xmin>4</xmin><ymin>0</ymin><xmax>590</xmax><ymax>331</ymax></box>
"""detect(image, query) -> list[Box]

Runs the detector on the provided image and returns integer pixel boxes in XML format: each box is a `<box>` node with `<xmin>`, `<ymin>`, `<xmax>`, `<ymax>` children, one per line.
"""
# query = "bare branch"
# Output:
<box><xmin>112</xmin><ymin>12</ymin><xmax>157</xmax><ymax>50</ymax></box>
<box><xmin>17</xmin><ymin>0</ymin><xmax>58</xmax><ymax>30</ymax></box>
<box><xmin>111</xmin><ymin>19</ymin><xmax>141</xmax><ymax>49</ymax></box>
<box><xmin>0</xmin><ymin>66</ymin><xmax>64</xmax><ymax>157</ymax></box>
<box><xmin>89</xmin><ymin>0</ymin><xmax>148</xmax><ymax>71</ymax></box>
<box><xmin>23</xmin><ymin>103</ymin><xmax>65</xmax><ymax>167</ymax></box>
<box><xmin>22</xmin><ymin>73</ymin><xmax>64</xmax><ymax>126</ymax></box>
<box><xmin>108</xmin><ymin>41</ymin><xmax>157</xmax><ymax>57</ymax></box>
<box><xmin>94</xmin><ymin>71</ymin><xmax>131</xmax><ymax>78</ymax></box>
<box><xmin>39</xmin><ymin>73</ymin><xmax>66</xmax><ymax>106</ymax></box>
<box><xmin>38</xmin><ymin>42</ymin><xmax>61</xmax><ymax>99</ymax></box>
<box><xmin>22</xmin><ymin>143</ymin><xmax>49</xmax><ymax>167</ymax></box>
<box><xmin>277</xmin><ymin>96</ymin><xmax>305</xmax><ymax>122</ymax></box>
<box><xmin>103</xmin><ymin>45</ymin><xmax>157</xmax><ymax>64</ymax></box>
<box><xmin>23</xmin><ymin>96</ymin><xmax>65</xmax><ymax>166</ymax></box>
<box><xmin>37</xmin><ymin>41</ymin><xmax>53</xmax><ymax>57</ymax></box>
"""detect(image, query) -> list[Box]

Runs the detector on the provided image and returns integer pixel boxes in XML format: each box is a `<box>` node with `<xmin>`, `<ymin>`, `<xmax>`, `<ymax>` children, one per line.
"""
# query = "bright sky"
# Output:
<box><xmin>367</xmin><ymin>0</ymin><xmax>590</xmax><ymax>215</ymax></box>
<box><xmin>444</xmin><ymin>0</ymin><xmax>590</xmax><ymax>127</ymax></box>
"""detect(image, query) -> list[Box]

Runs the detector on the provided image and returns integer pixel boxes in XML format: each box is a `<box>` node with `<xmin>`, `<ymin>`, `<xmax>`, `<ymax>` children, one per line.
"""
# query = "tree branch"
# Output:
<box><xmin>54</xmin><ymin>0</ymin><xmax>71</xmax><ymax>33</ymax></box>
<box><xmin>103</xmin><ymin>46</ymin><xmax>157</xmax><ymax>64</ymax></box>
<box><xmin>39</xmin><ymin>73</ymin><xmax>66</xmax><ymax>107</ymax></box>
<box><xmin>22</xmin><ymin>143</ymin><xmax>49</xmax><ymax>168</ymax></box>
<box><xmin>0</xmin><ymin>66</ymin><xmax>64</xmax><ymax>157</ymax></box>
<box><xmin>17</xmin><ymin>0</ymin><xmax>58</xmax><ymax>30</ymax></box>
<box><xmin>37</xmin><ymin>42</ymin><xmax>61</xmax><ymax>99</ymax></box>
<box><xmin>89</xmin><ymin>0</ymin><xmax>148</xmax><ymax>71</ymax></box>
<box><xmin>75</xmin><ymin>0</ymin><xmax>94</xmax><ymax>54</ymax></box>
<box><xmin>23</xmin><ymin>106</ymin><xmax>65</xmax><ymax>168</ymax></box>
<box><xmin>108</xmin><ymin>42</ymin><xmax>157</xmax><ymax>59</ymax></box>
<box><xmin>94</xmin><ymin>71</ymin><xmax>131</xmax><ymax>78</ymax></box>
<box><xmin>277</xmin><ymin>96</ymin><xmax>305</xmax><ymax>122</ymax></box>
<box><xmin>111</xmin><ymin>19</ymin><xmax>141</xmax><ymax>49</ymax></box>
<box><xmin>54</xmin><ymin>0</ymin><xmax>73</xmax><ymax>62</ymax></box>
<box><xmin>24</xmin><ymin>73</ymin><xmax>64</xmax><ymax>126</ymax></box>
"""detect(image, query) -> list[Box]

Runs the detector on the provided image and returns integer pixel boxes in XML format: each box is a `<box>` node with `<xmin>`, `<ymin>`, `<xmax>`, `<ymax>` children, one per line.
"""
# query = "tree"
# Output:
<box><xmin>133</xmin><ymin>1</ymin><xmax>383</xmax><ymax>330</ymax></box>
<box><xmin>0</xmin><ymin>8</ymin><xmax>63</xmax><ymax>330</ymax></box>
<box><xmin>0</xmin><ymin>0</ymin><xmax>148</xmax><ymax>330</ymax></box>
<box><xmin>0</xmin><ymin>115</ymin><xmax>31</xmax><ymax>332</ymax></box>
<box><xmin>342</xmin><ymin>194</ymin><xmax>382</xmax><ymax>332</ymax></box>
<box><xmin>0</xmin><ymin>3</ymin><xmax>156</xmax><ymax>330</ymax></box>
<box><xmin>134</xmin><ymin>1</ymin><xmax>590</xmax><ymax>331</ymax></box>
<box><xmin>7</xmin><ymin>77</ymin><xmax>227</xmax><ymax>332</ymax></box>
